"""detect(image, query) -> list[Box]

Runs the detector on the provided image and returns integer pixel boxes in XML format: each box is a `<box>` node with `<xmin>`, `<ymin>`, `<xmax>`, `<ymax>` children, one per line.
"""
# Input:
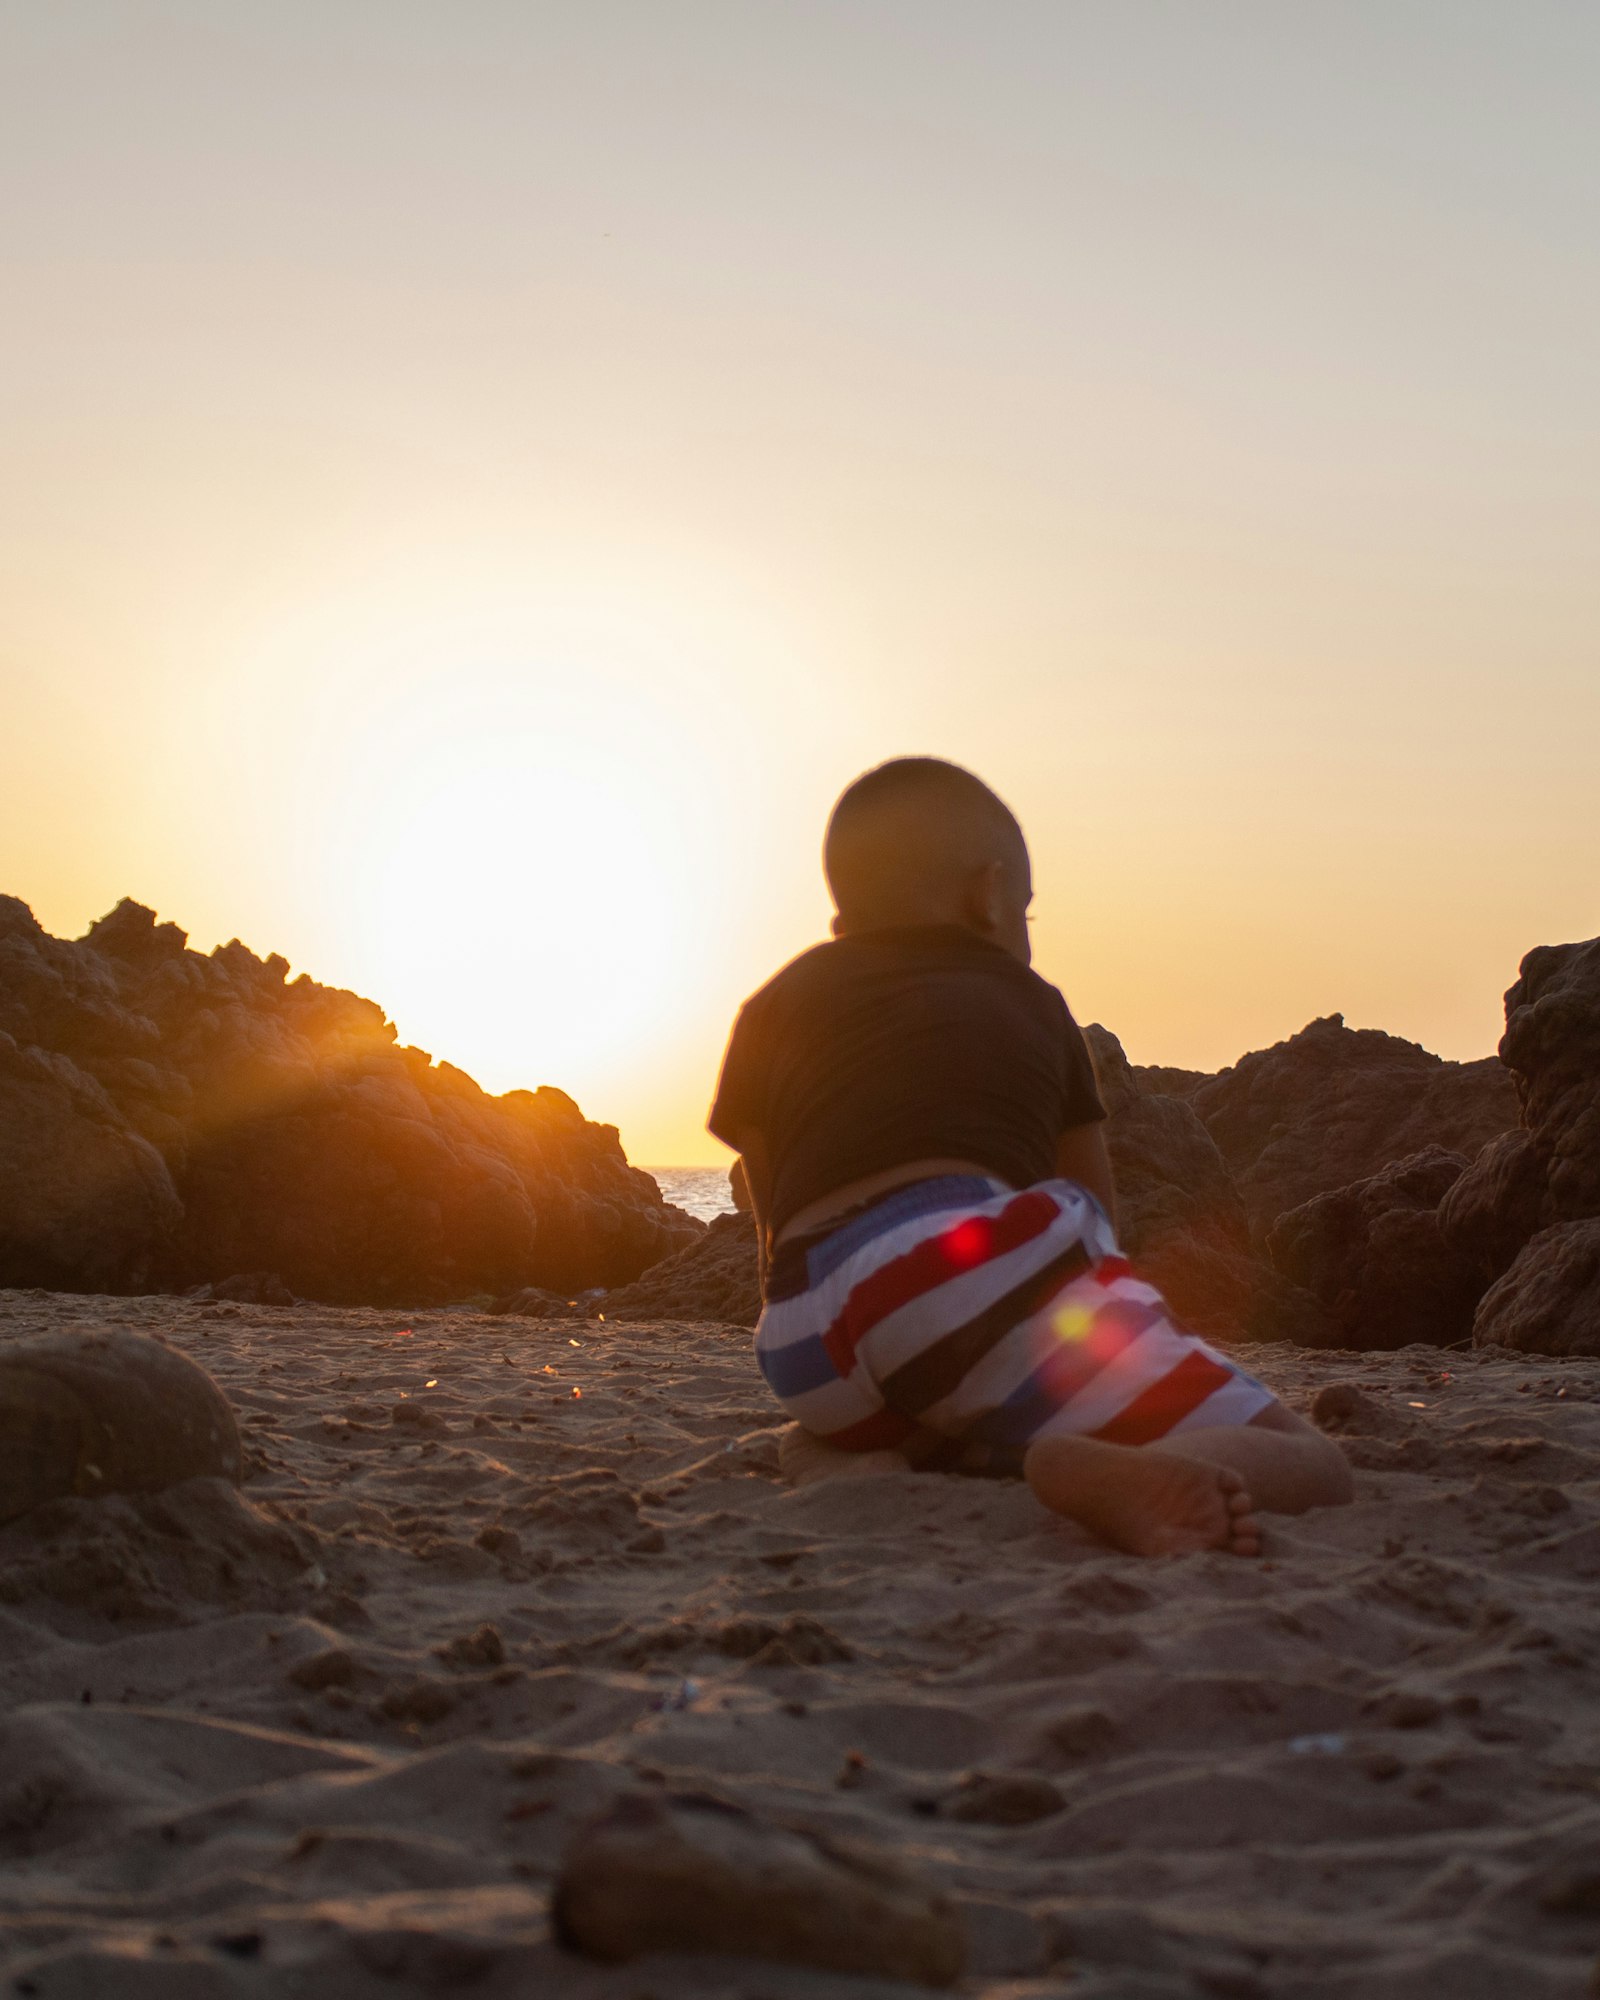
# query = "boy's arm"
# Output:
<box><xmin>1056</xmin><ymin>1122</ymin><xmax>1117</xmax><ymax>1231</ymax></box>
<box><xmin>732</xmin><ymin>1128</ymin><xmax>774</xmax><ymax>1288</ymax></box>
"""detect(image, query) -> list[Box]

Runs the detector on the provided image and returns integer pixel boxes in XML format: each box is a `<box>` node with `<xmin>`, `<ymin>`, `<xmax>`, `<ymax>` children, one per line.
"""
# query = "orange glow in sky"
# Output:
<box><xmin>4</xmin><ymin>7</ymin><xmax>1597</xmax><ymax>1164</ymax></box>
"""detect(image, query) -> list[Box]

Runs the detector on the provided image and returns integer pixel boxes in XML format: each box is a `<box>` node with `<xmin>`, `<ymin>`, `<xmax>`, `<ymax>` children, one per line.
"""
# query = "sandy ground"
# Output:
<box><xmin>3</xmin><ymin>1293</ymin><xmax>1600</xmax><ymax>1999</ymax></box>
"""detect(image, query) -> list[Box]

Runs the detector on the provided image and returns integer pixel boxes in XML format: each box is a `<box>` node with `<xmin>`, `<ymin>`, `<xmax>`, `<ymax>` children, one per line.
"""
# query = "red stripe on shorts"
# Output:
<box><xmin>820</xmin><ymin>1189</ymin><xmax>1061</xmax><ymax>1378</ymax></box>
<box><xmin>1090</xmin><ymin>1348</ymin><xmax>1235</xmax><ymax>1446</ymax></box>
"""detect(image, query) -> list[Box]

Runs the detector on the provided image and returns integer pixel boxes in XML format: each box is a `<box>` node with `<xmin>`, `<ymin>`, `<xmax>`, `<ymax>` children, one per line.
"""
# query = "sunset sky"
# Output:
<box><xmin>4</xmin><ymin>4</ymin><xmax>1597</xmax><ymax>1165</ymax></box>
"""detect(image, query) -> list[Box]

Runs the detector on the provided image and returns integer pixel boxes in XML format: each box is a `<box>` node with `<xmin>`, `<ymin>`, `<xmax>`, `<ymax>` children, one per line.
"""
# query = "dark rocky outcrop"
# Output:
<box><xmin>1501</xmin><ymin>937</ymin><xmax>1600</xmax><ymax>1221</ymax></box>
<box><xmin>1266</xmin><ymin>1147</ymin><xmax>1484</xmax><ymax>1351</ymax></box>
<box><xmin>1440</xmin><ymin>1128</ymin><xmax>1554</xmax><ymax>1287</ymax></box>
<box><xmin>600</xmin><ymin>1210</ymin><xmax>762</xmax><ymax>1327</ymax></box>
<box><xmin>0</xmin><ymin>897</ymin><xmax>697</xmax><ymax>1304</ymax></box>
<box><xmin>0</xmin><ymin>1033</ymin><xmax>181</xmax><ymax>1293</ymax></box>
<box><xmin>1473</xmin><ymin>1221</ymin><xmax>1600</xmax><ymax>1358</ymax></box>
<box><xmin>1189</xmin><ymin>1014</ymin><xmax>1519</xmax><ymax>1242</ymax></box>
<box><xmin>1085</xmin><ymin>1026</ymin><xmax>1335</xmax><ymax>1345</ymax></box>
<box><xmin>1448</xmin><ymin>939</ymin><xmax>1600</xmax><ymax>1295</ymax></box>
<box><xmin>1461</xmin><ymin>938</ymin><xmax>1600</xmax><ymax>1354</ymax></box>
<box><xmin>1083</xmin><ymin>1027</ymin><xmax>1245</xmax><ymax>1256</ymax></box>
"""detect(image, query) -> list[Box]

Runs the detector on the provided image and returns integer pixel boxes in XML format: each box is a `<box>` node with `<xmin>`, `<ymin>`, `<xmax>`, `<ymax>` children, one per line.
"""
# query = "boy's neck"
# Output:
<box><xmin>832</xmin><ymin>912</ymin><xmax>984</xmax><ymax>941</ymax></box>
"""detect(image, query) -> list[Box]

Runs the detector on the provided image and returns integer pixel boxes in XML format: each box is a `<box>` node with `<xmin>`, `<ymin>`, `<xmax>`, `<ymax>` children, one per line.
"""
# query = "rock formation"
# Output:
<box><xmin>1473</xmin><ymin>1221</ymin><xmax>1600</xmax><ymax>1358</ymax></box>
<box><xmin>1465</xmin><ymin>937</ymin><xmax>1600</xmax><ymax>1355</ymax></box>
<box><xmin>1083</xmin><ymin>1027</ymin><xmax>1335</xmax><ymax>1346</ymax></box>
<box><xmin>0</xmin><ymin>897</ymin><xmax>697</xmax><ymax>1304</ymax></box>
<box><xmin>1265</xmin><ymin>1147</ymin><xmax>1484</xmax><ymax>1351</ymax></box>
<box><xmin>600</xmin><ymin>1210</ymin><xmax>763</xmax><ymax>1327</ymax></box>
<box><xmin>1252</xmin><ymin>936</ymin><xmax>1600</xmax><ymax>1359</ymax></box>
<box><xmin>1188</xmin><ymin>1014</ymin><xmax>1518</xmax><ymax>1241</ymax></box>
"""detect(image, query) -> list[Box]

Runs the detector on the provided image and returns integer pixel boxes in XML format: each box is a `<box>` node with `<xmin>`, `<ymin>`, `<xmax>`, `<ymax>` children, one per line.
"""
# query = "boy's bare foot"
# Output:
<box><xmin>1023</xmin><ymin>1435</ymin><xmax>1261</xmax><ymax>1557</ymax></box>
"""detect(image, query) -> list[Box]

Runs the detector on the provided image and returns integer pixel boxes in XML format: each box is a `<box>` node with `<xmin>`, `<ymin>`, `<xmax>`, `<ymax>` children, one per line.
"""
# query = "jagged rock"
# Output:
<box><xmin>1443</xmin><ymin>937</ymin><xmax>1600</xmax><ymax>1349</ymax></box>
<box><xmin>602</xmin><ymin>1211</ymin><xmax>762</xmax><ymax>1326</ymax></box>
<box><xmin>1137</xmin><ymin>1233</ymin><xmax>1338</xmax><ymax>1348</ymax></box>
<box><xmin>1191</xmin><ymin>1014</ymin><xmax>1518</xmax><ymax>1239</ymax></box>
<box><xmin>1439</xmin><ymin>1128</ymin><xmax>1555</xmax><ymax>1284</ymax></box>
<box><xmin>1499</xmin><ymin>937</ymin><xmax>1600</xmax><ymax>1224</ymax></box>
<box><xmin>0</xmin><ymin>897</ymin><xmax>698</xmax><ymax>1303</ymax></box>
<box><xmin>1266</xmin><ymin>1148</ymin><xmax>1483</xmax><ymax>1350</ymax></box>
<box><xmin>1474</xmin><ymin>1221</ymin><xmax>1600</xmax><ymax>1357</ymax></box>
<box><xmin>553</xmin><ymin>1790</ymin><xmax>965</xmax><ymax>1984</ymax></box>
<box><xmin>1083</xmin><ymin>1027</ymin><xmax>1246</xmax><ymax>1257</ymax></box>
<box><xmin>0</xmin><ymin>1327</ymin><xmax>240</xmax><ymax>1523</ymax></box>
<box><xmin>1086</xmin><ymin>1027</ymin><xmax>1335</xmax><ymax>1346</ymax></box>
<box><xmin>0</xmin><ymin>1032</ymin><xmax>181</xmax><ymax>1291</ymax></box>
<box><xmin>1131</xmin><ymin>1062</ymin><xmax>1210</xmax><ymax>1099</ymax></box>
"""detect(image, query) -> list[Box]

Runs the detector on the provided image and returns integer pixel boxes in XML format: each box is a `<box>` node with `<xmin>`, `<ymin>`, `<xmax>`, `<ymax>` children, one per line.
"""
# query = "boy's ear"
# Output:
<box><xmin>962</xmin><ymin>861</ymin><xmax>1004</xmax><ymax>936</ymax></box>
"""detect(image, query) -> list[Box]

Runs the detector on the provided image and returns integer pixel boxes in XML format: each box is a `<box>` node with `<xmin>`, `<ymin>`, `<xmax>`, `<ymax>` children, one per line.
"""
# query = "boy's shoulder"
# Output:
<box><xmin>743</xmin><ymin>925</ymin><xmax>1062</xmax><ymax>1017</ymax></box>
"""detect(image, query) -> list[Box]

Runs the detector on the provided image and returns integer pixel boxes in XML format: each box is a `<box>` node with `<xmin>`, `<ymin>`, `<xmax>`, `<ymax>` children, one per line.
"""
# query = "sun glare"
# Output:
<box><xmin>218</xmin><ymin>576</ymin><xmax>756</xmax><ymax>1112</ymax></box>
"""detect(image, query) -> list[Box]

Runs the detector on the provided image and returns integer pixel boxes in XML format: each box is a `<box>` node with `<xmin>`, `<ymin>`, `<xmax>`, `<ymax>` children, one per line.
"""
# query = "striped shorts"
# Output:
<box><xmin>756</xmin><ymin>1175</ymin><xmax>1272</xmax><ymax>1465</ymax></box>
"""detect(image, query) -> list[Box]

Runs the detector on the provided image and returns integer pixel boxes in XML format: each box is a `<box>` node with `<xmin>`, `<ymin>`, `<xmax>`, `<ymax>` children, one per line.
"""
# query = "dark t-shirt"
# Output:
<box><xmin>708</xmin><ymin>925</ymin><xmax>1105</xmax><ymax>1238</ymax></box>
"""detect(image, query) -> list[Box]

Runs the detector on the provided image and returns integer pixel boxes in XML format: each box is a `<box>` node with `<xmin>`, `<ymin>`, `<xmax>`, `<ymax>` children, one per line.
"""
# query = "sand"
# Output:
<box><xmin>2</xmin><ymin>1292</ymin><xmax>1600</xmax><ymax>1998</ymax></box>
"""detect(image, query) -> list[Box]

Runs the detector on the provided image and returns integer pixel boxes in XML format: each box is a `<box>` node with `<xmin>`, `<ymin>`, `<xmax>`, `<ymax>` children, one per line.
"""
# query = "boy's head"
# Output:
<box><xmin>824</xmin><ymin>758</ymin><xmax>1033</xmax><ymax>963</ymax></box>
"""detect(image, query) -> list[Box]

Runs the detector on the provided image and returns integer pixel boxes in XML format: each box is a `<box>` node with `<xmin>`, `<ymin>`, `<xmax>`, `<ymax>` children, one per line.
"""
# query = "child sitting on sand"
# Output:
<box><xmin>709</xmin><ymin>757</ymin><xmax>1352</xmax><ymax>1557</ymax></box>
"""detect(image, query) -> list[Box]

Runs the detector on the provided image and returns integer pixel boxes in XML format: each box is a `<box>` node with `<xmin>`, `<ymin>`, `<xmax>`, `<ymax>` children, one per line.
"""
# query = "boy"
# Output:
<box><xmin>709</xmin><ymin>758</ymin><xmax>1351</xmax><ymax>1557</ymax></box>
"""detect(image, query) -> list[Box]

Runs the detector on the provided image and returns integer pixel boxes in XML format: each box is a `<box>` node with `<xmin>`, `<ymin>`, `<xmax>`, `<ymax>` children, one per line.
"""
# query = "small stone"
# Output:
<box><xmin>391</xmin><ymin>1402</ymin><xmax>447</xmax><ymax>1434</ymax></box>
<box><xmin>1311</xmin><ymin>1383</ymin><xmax>1373</xmax><ymax>1430</ymax></box>
<box><xmin>1044</xmin><ymin>1707</ymin><xmax>1118</xmax><ymax>1759</ymax></box>
<box><xmin>378</xmin><ymin>1677</ymin><xmax>458</xmax><ymax>1724</ymax></box>
<box><xmin>436</xmin><ymin>1623</ymin><xmax>505</xmax><ymax>1669</ymax></box>
<box><xmin>554</xmin><ymin>1791</ymin><xmax>965</xmax><ymax>1985</ymax></box>
<box><xmin>1375</xmin><ymin>1690</ymin><xmax>1444</xmax><ymax>1730</ymax></box>
<box><xmin>943</xmin><ymin>1772</ymin><xmax>1065</xmax><ymax>1826</ymax></box>
<box><xmin>1537</xmin><ymin>1870</ymin><xmax>1600</xmax><ymax>1914</ymax></box>
<box><xmin>287</xmin><ymin>1648</ymin><xmax>355</xmax><ymax>1691</ymax></box>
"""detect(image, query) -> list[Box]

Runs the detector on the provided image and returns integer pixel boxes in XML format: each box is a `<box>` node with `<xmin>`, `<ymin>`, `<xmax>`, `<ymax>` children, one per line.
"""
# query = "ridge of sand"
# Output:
<box><xmin>2</xmin><ymin>1290</ymin><xmax>1599</xmax><ymax>1997</ymax></box>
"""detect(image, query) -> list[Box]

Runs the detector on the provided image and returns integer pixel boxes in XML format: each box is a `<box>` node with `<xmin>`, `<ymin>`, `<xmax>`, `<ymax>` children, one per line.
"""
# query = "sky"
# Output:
<box><xmin>3</xmin><ymin>2</ymin><xmax>1597</xmax><ymax>1164</ymax></box>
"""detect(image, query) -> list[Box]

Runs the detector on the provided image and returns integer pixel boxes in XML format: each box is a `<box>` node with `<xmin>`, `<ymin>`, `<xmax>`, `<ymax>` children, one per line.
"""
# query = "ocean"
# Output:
<box><xmin>642</xmin><ymin>1166</ymin><xmax>738</xmax><ymax>1222</ymax></box>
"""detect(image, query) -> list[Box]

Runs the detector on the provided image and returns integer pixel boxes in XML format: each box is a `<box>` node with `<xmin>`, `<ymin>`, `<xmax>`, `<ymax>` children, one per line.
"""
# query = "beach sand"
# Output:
<box><xmin>2</xmin><ymin>1291</ymin><xmax>1599</xmax><ymax>1998</ymax></box>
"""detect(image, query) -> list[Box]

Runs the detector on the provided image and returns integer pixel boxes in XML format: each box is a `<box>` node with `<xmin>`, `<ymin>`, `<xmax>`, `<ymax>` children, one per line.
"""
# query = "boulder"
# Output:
<box><xmin>554</xmin><ymin>1790</ymin><xmax>965</xmax><ymax>1985</ymax></box>
<box><xmin>1190</xmin><ymin>1014</ymin><xmax>1518</xmax><ymax>1240</ymax></box>
<box><xmin>1497</xmin><ymin>937</ymin><xmax>1600</xmax><ymax>1225</ymax></box>
<box><xmin>601</xmin><ymin>1210</ymin><xmax>762</xmax><ymax>1327</ymax></box>
<box><xmin>1266</xmin><ymin>1148</ymin><xmax>1483</xmax><ymax>1350</ymax></box>
<box><xmin>1439</xmin><ymin>1128</ymin><xmax>1555</xmax><ymax>1285</ymax></box>
<box><xmin>1086</xmin><ymin>1027</ymin><xmax>1335</xmax><ymax>1346</ymax></box>
<box><xmin>0</xmin><ymin>897</ymin><xmax>699</xmax><ymax>1303</ymax></box>
<box><xmin>0</xmin><ymin>1327</ymin><xmax>241</xmax><ymax>1524</ymax></box>
<box><xmin>1443</xmin><ymin>936</ymin><xmax>1600</xmax><ymax>1350</ymax></box>
<box><xmin>0</xmin><ymin>1034</ymin><xmax>181</xmax><ymax>1292</ymax></box>
<box><xmin>1473</xmin><ymin>1221</ymin><xmax>1600</xmax><ymax>1358</ymax></box>
<box><xmin>1083</xmin><ymin>1026</ymin><xmax>1246</xmax><ymax>1258</ymax></box>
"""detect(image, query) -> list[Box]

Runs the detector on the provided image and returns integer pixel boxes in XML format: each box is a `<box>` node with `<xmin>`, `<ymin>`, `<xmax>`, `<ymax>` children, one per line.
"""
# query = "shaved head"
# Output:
<box><xmin>824</xmin><ymin>758</ymin><xmax>1031</xmax><ymax>950</ymax></box>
